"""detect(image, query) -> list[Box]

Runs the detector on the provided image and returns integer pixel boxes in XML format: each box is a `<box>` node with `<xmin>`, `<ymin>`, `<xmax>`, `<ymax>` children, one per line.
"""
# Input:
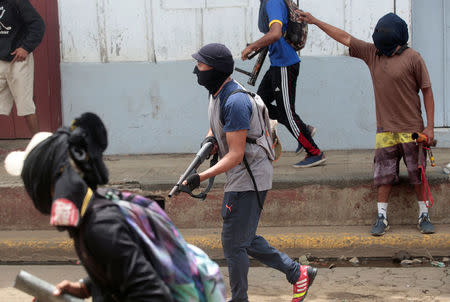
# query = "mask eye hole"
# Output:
<box><xmin>70</xmin><ymin>146</ymin><xmax>88</xmax><ymax>162</ymax></box>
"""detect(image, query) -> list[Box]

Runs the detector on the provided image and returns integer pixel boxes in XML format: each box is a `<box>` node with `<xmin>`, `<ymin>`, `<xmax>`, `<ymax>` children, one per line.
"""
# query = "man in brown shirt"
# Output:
<box><xmin>299</xmin><ymin>12</ymin><xmax>435</xmax><ymax>236</ymax></box>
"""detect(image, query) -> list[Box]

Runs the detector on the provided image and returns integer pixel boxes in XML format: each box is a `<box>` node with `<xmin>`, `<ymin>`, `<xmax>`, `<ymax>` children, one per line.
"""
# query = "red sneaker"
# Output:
<box><xmin>292</xmin><ymin>265</ymin><xmax>317</xmax><ymax>302</ymax></box>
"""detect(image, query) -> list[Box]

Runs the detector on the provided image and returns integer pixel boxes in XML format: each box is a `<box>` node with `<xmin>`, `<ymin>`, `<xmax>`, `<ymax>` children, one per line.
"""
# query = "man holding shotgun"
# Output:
<box><xmin>242</xmin><ymin>0</ymin><xmax>326</xmax><ymax>168</ymax></box>
<box><xmin>186</xmin><ymin>43</ymin><xmax>317</xmax><ymax>302</ymax></box>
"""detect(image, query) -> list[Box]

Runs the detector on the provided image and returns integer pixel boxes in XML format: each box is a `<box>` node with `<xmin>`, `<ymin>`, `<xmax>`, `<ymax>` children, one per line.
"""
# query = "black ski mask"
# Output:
<box><xmin>372</xmin><ymin>13</ymin><xmax>409</xmax><ymax>57</ymax></box>
<box><xmin>193</xmin><ymin>66</ymin><xmax>230</xmax><ymax>95</ymax></box>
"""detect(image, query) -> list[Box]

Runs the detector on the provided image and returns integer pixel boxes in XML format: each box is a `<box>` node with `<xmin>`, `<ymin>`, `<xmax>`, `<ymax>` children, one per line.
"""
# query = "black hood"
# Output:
<box><xmin>21</xmin><ymin>112</ymin><xmax>109</xmax><ymax>215</ymax></box>
<box><xmin>372</xmin><ymin>13</ymin><xmax>409</xmax><ymax>57</ymax></box>
<box><xmin>68</xmin><ymin>112</ymin><xmax>109</xmax><ymax>188</ymax></box>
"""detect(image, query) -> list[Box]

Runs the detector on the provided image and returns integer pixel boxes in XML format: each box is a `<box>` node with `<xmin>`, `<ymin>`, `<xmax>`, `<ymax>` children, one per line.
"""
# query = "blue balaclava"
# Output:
<box><xmin>372</xmin><ymin>13</ymin><xmax>409</xmax><ymax>57</ymax></box>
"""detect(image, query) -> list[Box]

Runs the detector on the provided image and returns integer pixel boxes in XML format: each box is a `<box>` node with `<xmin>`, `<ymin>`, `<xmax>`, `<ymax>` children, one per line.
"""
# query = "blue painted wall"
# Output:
<box><xmin>61</xmin><ymin>56</ymin><xmax>381</xmax><ymax>154</ymax></box>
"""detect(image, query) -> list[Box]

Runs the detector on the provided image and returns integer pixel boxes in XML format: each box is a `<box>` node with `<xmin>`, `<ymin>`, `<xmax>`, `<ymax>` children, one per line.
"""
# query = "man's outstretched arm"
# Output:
<box><xmin>299</xmin><ymin>12</ymin><xmax>352</xmax><ymax>47</ymax></box>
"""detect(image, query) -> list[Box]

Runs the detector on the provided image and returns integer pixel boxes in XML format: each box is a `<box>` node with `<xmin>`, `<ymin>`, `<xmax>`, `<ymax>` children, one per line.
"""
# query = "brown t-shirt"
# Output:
<box><xmin>349</xmin><ymin>37</ymin><xmax>431</xmax><ymax>133</ymax></box>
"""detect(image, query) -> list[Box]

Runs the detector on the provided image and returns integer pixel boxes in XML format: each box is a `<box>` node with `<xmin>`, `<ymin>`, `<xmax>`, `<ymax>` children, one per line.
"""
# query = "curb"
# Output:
<box><xmin>1</xmin><ymin>226</ymin><xmax>449</xmax><ymax>262</ymax></box>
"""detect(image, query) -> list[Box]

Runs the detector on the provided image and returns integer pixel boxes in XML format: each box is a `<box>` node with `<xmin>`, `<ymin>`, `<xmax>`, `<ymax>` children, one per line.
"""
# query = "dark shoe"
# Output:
<box><xmin>295</xmin><ymin>125</ymin><xmax>316</xmax><ymax>155</ymax></box>
<box><xmin>371</xmin><ymin>214</ymin><xmax>389</xmax><ymax>236</ymax></box>
<box><xmin>292</xmin><ymin>265</ymin><xmax>317</xmax><ymax>302</ymax></box>
<box><xmin>418</xmin><ymin>213</ymin><xmax>435</xmax><ymax>234</ymax></box>
<box><xmin>292</xmin><ymin>152</ymin><xmax>326</xmax><ymax>168</ymax></box>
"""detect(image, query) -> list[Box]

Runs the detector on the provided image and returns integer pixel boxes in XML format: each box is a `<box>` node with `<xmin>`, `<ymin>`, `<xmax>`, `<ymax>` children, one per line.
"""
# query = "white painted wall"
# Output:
<box><xmin>59</xmin><ymin>0</ymin><xmax>450</xmax><ymax>154</ymax></box>
<box><xmin>58</xmin><ymin>0</ymin><xmax>411</xmax><ymax>63</ymax></box>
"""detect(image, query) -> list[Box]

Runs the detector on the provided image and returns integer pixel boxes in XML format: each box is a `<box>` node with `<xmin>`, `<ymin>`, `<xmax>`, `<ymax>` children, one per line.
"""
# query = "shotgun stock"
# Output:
<box><xmin>235</xmin><ymin>47</ymin><xmax>269</xmax><ymax>86</ymax></box>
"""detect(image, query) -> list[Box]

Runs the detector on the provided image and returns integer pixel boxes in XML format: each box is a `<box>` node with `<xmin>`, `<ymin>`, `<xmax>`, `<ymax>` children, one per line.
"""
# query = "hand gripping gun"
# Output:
<box><xmin>235</xmin><ymin>47</ymin><xmax>269</xmax><ymax>86</ymax></box>
<box><xmin>168</xmin><ymin>139</ymin><xmax>218</xmax><ymax>200</ymax></box>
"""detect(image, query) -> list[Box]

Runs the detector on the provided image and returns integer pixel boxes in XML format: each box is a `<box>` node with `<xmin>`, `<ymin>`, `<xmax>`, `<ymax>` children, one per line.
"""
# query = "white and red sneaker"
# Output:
<box><xmin>292</xmin><ymin>265</ymin><xmax>317</xmax><ymax>302</ymax></box>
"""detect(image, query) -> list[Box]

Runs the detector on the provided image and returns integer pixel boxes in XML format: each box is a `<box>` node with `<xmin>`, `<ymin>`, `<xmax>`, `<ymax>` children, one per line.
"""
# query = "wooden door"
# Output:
<box><xmin>0</xmin><ymin>0</ymin><xmax>61</xmax><ymax>138</ymax></box>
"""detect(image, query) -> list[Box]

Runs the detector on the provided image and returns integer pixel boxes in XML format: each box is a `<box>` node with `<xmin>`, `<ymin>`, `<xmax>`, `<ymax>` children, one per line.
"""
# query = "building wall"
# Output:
<box><xmin>412</xmin><ymin>0</ymin><xmax>450</xmax><ymax>128</ymax></box>
<box><xmin>58</xmin><ymin>0</ymin><xmax>449</xmax><ymax>154</ymax></box>
<box><xmin>59</xmin><ymin>0</ymin><xmax>413</xmax><ymax>62</ymax></box>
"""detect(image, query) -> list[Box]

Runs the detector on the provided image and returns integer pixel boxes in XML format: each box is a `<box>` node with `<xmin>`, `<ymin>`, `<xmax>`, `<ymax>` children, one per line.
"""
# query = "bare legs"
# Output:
<box><xmin>24</xmin><ymin>114</ymin><xmax>39</xmax><ymax>135</ymax></box>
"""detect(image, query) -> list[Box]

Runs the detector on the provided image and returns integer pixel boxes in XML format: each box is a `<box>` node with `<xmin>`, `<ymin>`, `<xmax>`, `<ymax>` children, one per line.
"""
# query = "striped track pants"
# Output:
<box><xmin>257</xmin><ymin>62</ymin><xmax>321</xmax><ymax>156</ymax></box>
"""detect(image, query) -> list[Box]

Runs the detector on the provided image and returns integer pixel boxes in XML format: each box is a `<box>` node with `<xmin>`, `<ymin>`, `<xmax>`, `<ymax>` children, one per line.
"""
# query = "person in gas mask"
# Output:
<box><xmin>298</xmin><ymin>12</ymin><xmax>436</xmax><ymax>236</ymax></box>
<box><xmin>187</xmin><ymin>43</ymin><xmax>317</xmax><ymax>302</ymax></box>
<box><xmin>4</xmin><ymin>112</ymin><xmax>173</xmax><ymax>301</ymax></box>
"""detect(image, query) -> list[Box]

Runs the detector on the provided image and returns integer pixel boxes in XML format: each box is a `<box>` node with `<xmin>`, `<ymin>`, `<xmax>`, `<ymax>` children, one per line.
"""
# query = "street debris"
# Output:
<box><xmin>298</xmin><ymin>255</ymin><xmax>310</xmax><ymax>265</ymax></box>
<box><xmin>392</xmin><ymin>250</ymin><xmax>411</xmax><ymax>263</ymax></box>
<box><xmin>431</xmin><ymin>261</ymin><xmax>446</xmax><ymax>268</ymax></box>
<box><xmin>400</xmin><ymin>260</ymin><xmax>413</xmax><ymax>266</ymax></box>
<box><xmin>349</xmin><ymin>257</ymin><xmax>359</xmax><ymax>265</ymax></box>
<box><xmin>328</xmin><ymin>263</ymin><xmax>336</xmax><ymax>269</ymax></box>
<box><xmin>424</xmin><ymin>249</ymin><xmax>434</xmax><ymax>261</ymax></box>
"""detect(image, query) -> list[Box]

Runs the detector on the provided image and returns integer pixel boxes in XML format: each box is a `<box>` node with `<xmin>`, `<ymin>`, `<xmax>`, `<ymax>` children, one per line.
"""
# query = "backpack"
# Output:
<box><xmin>94</xmin><ymin>189</ymin><xmax>226</xmax><ymax>302</ymax></box>
<box><xmin>283</xmin><ymin>0</ymin><xmax>309</xmax><ymax>51</ymax></box>
<box><xmin>220</xmin><ymin>89</ymin><xmax>282</xmax><ymax>162</ymax></box>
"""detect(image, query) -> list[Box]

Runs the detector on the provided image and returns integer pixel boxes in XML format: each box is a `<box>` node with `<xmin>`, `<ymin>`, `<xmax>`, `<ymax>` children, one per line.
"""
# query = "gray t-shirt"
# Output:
<box><xmin>208</xmin><ymin>80</ymin><xmax>273</xmax><ymax>192</ymax></box>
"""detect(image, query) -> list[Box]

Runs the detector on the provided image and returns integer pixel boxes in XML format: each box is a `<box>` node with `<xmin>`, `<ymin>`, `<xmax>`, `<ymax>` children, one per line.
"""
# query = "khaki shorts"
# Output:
<box><xmin>0</xmin><ymin>53</ymin><xmax>36</xmax><ymax>116</ymax></box>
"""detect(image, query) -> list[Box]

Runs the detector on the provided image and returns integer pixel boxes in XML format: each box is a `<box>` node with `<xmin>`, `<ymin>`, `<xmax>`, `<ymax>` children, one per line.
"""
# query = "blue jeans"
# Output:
<box><xmin>221</xmin><ymin>191</ymin><xmax>300</xmax><ymax>302</ymax></box>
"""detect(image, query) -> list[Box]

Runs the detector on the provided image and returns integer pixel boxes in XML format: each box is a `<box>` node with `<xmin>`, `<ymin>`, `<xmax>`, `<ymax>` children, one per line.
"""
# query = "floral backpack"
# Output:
<box><xmin>98</xmin><ymin>189</ymin><xmax>226</xmax><ymax>302</ymax></box>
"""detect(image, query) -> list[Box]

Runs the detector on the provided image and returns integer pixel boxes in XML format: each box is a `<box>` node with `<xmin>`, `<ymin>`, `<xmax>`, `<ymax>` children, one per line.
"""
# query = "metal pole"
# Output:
<box><xmin>14</xmin><ymin>270</ymin><xmax>84</xmax><ymax>302</ymax></box>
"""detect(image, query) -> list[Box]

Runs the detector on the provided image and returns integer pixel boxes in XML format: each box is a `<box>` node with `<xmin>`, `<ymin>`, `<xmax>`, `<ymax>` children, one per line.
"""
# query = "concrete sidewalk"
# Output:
<box><xmin>1</xmin><ymin>142</ymin><xmax>449</xmax><ymax>189</ymax></box>
<box><xmin>0</xmin><ymin>140</ymin><xmax>449</xmax><ymax>261</ymax></box>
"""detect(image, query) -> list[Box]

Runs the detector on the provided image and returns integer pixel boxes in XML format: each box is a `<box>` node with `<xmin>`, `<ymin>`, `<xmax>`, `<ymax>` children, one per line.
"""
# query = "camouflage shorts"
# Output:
<box><xmin>373</xmin><ymin>132</ymin><xmax>426</xmax><ymax>186</ymax></box>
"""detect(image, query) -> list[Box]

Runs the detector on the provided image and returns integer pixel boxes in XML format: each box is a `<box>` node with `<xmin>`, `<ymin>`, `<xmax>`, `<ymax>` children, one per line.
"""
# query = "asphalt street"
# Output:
<box><xmin>1</xmin><ymin>265</ymin><xmax>449</xmax><ymax>302</ymax></box>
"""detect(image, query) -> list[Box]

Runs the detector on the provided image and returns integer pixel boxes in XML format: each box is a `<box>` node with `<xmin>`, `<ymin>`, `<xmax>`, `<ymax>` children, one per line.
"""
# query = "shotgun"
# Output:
<box><xmin>168</xmin><ymin>140</ymin><xmax>218</xmax><ymax>200</ymax></box>
<box><xmin>235</xmin><ymin>47</ymin><xmax>269</xmax><ymax>86</ymax></box>
<box><xmin>13</xmin><ymin>270</ymin><xmax>84</xmax><ymax>302</ymax></box>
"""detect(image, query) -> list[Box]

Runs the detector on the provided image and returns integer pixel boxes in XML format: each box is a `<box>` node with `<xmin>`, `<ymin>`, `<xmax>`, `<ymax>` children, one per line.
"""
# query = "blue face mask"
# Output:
<box><xmin>372</xmin><ymin>13</ymin><xmax>408</xmax><ymax>57</ymax></box>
